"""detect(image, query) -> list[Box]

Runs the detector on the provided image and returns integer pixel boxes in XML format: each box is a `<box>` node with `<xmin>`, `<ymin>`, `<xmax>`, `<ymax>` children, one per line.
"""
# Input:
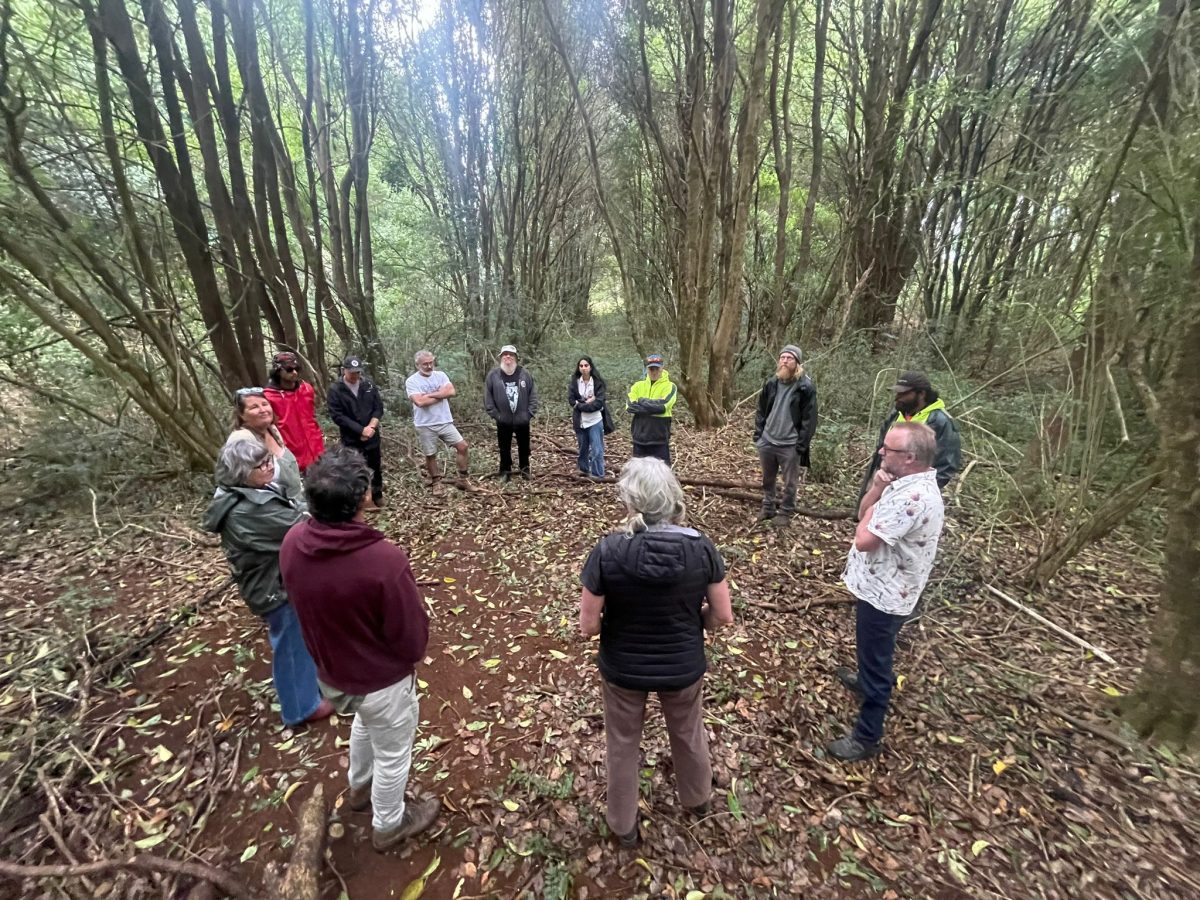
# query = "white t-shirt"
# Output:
<box><xmin>405</xmin><ymin>370</ymin><xmax>454</xmax><ymax>427</ymax></box>
<box><xmin>842</xmin><ymin>469</ymin><xmax>944</xmax><ymax>615</ymax></box>
<box><xmin>577</xmin><ymin>377</ymin><xmax>602</xmax><ymax>429</ymax></box>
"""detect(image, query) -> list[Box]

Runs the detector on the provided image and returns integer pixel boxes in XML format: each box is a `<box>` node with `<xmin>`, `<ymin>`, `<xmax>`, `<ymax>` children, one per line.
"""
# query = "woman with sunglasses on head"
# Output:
<box><xmin>568</xmin><ymin>356</ymin><xmax>610</xmax><ymax>479</ymax></box>
<box><xmin>202</xmin><ymin>440</ymin><xmax>334</xmax><ymax>727</ymax></box>
<box><xmin>229</xmin><ymin>386</ymin><xmax>304</xmax><ymax>503</ymax></box>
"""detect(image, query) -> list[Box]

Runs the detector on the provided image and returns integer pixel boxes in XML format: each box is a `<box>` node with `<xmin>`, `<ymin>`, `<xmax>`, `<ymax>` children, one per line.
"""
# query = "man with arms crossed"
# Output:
<box><xmin>828</xmin><ymin>421</ymin><xmax>945</xmax><ymax>762</ymax></box>
<box><xmin>405</xmin><ymin>350</ymin><xmax>475</xmax><ymax>494</ymax></box>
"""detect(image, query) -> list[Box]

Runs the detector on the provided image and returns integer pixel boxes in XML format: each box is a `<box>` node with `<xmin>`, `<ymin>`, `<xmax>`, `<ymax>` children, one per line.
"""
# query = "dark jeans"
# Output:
<box><xmin>632</xmin><ymin>442</ymin><xmax>671</xmax><ymax>466</ymax></box>
<box><xmin>853</xmin><ymin>599</ymin><xmax>907</xmax><ymax>745</ymax></box>
<box><xmin>496</xmin><ymin>422</ymin><xmax>531</xmax><ymax>473</ymax></box>
<box><xmin>263</xmin><ymin>603</ymin><xmax>322</xmax><ymax>726</ymax></box>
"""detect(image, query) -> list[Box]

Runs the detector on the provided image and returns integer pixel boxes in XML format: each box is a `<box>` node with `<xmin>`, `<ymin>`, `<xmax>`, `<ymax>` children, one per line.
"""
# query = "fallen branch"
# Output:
<box><xmin>983</xmin><ymin>584</ymin><xmax>1117</xmax><ymax>666</ymax></box>
<box><xmin>0</xmin><ymin>855</ymin><xmax>248</xmax><ymax>898</ymax></box>
<box><xmin>744</xmin><ymin>594</ymin><xmax>855</xmax><ymax>613</ymax></box>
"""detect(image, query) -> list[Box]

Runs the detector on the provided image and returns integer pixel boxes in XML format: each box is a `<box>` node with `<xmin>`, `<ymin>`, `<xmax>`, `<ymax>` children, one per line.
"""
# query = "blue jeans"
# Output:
<box><xmin>852</xmin><ymin>600</ymin><xmax>907</xmax><ymax>745</ymax></box>
<box><xmin>576</xmin><ymin>422</ymin><xmax>605</xmax><ymax>477</ymax></box>
<box><xmin>263</xmin><ymin>602</ymin><xmax>323</xmax><ymax>726</ymax></box>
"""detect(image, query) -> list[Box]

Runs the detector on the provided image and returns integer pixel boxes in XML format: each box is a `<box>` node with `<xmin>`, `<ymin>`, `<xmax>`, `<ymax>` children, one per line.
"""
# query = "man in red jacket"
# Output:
<box><xmin>264</xmin><ymin>352</ymin><xmax>325</xmax><ymax>472</ymax></box>
<box><xmin>280</xmin><ymin>447</ymin><xmax>439</xmax><ymax>850</ymax></box>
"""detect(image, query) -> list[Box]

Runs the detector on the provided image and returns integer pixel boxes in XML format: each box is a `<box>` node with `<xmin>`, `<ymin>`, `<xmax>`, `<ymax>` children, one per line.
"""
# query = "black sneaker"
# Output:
<box><xmin>497</xmin><ymin>470</ymin><xmax>511</xmax><ymax>483</ymax></box>
<box><xmin>835</xmin><ymin>666</ymin><xmax>865</xmax><ymax>697</ymax></box>
<box><xmin>617</xmin><ymin>826</ymin><xmax>639</xmax><ymax>848</ymax></box>
<box><xmin>684</xmin><ymin>800</ymin><xmax>711</xmax><ymax>817</ymax></box>
<box><xmin>518</xmin><ymin>468</ymin><xmax>531</xmax><ymax>480</ymax></box>
<box><xmin>826</xmin><ymin>734</ymin><xmax>881</xmax><ymax>762</ymax></box>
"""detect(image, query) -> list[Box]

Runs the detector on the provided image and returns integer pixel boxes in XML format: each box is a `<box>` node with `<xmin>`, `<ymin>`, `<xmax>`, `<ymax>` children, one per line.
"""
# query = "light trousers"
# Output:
<box><xmin>348</xmin><ymin>674</ymin><xmax>420</xmax><ymax>831</ymax></box>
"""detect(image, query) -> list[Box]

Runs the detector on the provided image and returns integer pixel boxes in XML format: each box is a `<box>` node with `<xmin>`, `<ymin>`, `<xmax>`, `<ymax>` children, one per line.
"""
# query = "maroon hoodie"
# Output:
<box><xmin>280</xmin><ymin>518</ymin><xmax>428</xmax><ymax>695</ymax></box>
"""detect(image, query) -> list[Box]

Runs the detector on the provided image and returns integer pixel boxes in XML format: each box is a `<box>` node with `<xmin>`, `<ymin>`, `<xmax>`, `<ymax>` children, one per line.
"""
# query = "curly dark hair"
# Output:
<box><xmin>303</xmin><ymin>446</ymin><xmax>371</xmax><ymax>523</ymax></box>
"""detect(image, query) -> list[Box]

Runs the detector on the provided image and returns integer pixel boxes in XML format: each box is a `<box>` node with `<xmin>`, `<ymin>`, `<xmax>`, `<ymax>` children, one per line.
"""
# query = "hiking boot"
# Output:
<box><xmin>826</xmin><ymin>734</ymin><xmax>881</xmax><ymax>763</ymax></box>
<box><xmin>616</xmin><ymin>826</ymin><xmax>639</xmax><ymax>849</ymax></box>
<box><xmin>758</xmin><ymin>508</ymin><xmax>775</xmax><ymax>522</ymax></box>
<box><xmin>372</xmin><ymin>798</ymin><xmax>440</xmax><ymax>852</ymax></box>
<box><xmin>835</xmin><ymin>666</ymin><xmax>865</xmax><ymax>697</ymax></box>
<box><xmin>497</xmin><ymin>470</ymin><xmax>511</xmax><ymax>483</ymax></box>
<box><xmin>684</xmin><ymin>800</ymin><xmax>711</xmax><ymax>817</ymax></box>
<box><xmin>304</xmin><ymin>698</ymin><xmax>336</xmax><ymax>724</ymax></box>
<box><xmin>772</xmin><ymin>514</ymin><xmax>791</xmax><ymax>528</ymax></box>
<box><xmin>347</xmin><ymin>777</ymin><xmax>372</xmax><ymax>812</ymax></box>
<box><xmin>518</xmin><ymin>467</ymin><xmax>531</xmax><ymax>480</ymax></box>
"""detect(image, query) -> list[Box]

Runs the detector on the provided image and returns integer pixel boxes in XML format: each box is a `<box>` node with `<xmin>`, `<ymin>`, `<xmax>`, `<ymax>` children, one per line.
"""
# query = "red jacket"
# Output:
<box><xmin>264</xmin><ymin>381</ymin><xmax>325</xmax><ymax>471</ymax></box>
<box><xmin>281</xmin><ymin>519</ymin><xmax>429</xmax><ymax>695</ymax></box>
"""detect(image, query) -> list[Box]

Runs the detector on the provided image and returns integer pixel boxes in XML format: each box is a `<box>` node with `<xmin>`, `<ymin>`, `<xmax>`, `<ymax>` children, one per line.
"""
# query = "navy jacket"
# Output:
<box><xmin>327</xmin><ymin>378</ymin><xmax>384</xmax><ymax>448</ymax></box>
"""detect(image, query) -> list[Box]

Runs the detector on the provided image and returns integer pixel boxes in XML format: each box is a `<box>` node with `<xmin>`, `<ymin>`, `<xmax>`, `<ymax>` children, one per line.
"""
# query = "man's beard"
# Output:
<box><xmin>776</xmin><ymin>364</ymin><xmax>798</xmax><ymax>382</ymax></box>
<box><xmin>500</xmin><ymin>360</ymin><xmax>517</xmax><ymax>375</ymax></box>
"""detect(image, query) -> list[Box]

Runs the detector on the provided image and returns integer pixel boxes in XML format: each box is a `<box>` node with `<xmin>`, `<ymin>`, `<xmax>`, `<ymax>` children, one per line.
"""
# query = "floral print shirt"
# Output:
<box><xmin>843</xmin><ymin>469</ymin><xmax>944</xmax><ymax>615</ymax></box>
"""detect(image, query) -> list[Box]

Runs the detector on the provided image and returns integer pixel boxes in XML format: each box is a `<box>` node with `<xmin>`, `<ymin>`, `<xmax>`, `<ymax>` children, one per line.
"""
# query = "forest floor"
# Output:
<box><xmin>0</xmin><ymin>413</ymin><xmax>1197</xmax><ymax>900</ymax></box>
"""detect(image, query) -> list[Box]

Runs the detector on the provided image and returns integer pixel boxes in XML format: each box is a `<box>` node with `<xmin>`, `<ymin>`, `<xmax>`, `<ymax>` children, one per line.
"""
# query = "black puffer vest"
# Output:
<box><xmin>595</xmin><ymin>528</ymin><xmax>716</xmax><ymax>691</ymax></box>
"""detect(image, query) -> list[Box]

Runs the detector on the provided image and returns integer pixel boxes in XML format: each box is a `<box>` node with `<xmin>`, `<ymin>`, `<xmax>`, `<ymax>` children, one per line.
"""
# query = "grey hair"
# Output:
<box><xmin>617</xmin><ymin>457</ymin><xmax>686</xmax><ymax>534</ymax></box>
<box><xmin>891</xmin><ymin>421</ymin><xmax>937</xmax><ymax>467</ymax></box>
<box><xmin>214</xmin><ymin>437</ymin><xmax>271</xmax><ymax>488</ymax></box>
<box><xmin>415</xmin><ymin>349</ymin><xmax>434</xmax><ymax>364</ymax></box>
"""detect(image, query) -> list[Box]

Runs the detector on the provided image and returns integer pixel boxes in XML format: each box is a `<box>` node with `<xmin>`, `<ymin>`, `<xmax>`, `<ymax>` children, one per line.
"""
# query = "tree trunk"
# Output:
<box><xmin>1123</xmin><ymin>197</ymin><xmax>1200</xmax><ymax>750</ymax></box>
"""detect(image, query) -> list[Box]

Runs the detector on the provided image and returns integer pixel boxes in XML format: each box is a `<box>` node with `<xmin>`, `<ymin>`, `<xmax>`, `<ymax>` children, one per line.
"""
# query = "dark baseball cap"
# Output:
<box><xmin>891</xmin><ymin>371</ymin><xmax>932</xmax><ymax>394</ymax></box>
<box><xmin>342</xmin><ymin>355</ymin><xmax>364</xmax><ymax>372</ymax></box>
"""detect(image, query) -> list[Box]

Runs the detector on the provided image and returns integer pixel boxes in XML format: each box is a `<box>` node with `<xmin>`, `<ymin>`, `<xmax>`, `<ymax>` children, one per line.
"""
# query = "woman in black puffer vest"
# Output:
<box><xmin>579</xmin><ymin>457</ymin><xmax>734</xmax><ymax>848</ymax></box>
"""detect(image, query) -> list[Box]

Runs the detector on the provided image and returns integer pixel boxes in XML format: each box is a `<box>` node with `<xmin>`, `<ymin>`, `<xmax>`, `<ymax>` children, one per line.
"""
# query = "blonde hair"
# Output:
<box><xmin>617</xmin><ymin>457</ymin><xmax>686</xmax><ymax>534</ymax></box>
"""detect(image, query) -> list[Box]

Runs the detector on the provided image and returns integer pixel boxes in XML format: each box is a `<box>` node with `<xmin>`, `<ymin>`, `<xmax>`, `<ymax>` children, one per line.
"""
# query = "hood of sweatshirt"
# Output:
<box><xmin>287</xmin><ymin>518</ymin><xmax>386</xmax><ymax>558</ymax></box>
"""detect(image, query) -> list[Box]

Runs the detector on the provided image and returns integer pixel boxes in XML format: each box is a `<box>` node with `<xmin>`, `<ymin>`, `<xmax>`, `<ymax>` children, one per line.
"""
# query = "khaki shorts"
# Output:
<box><xmin>416</xmin><ymin>422</ymin><xmax>464</xmax><ymax>456</ymax></box>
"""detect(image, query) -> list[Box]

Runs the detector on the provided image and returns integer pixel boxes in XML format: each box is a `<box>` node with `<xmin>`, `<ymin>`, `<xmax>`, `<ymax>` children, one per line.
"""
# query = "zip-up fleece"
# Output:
<box><xmin>280</xmin><ymin>519</ymin><xmax>428</xmax><ymax>695</ymax></box>
<box><xmin>327</xmin><ymin>378</ymin><xmax>384</xmax><ymax>448</ymax></box>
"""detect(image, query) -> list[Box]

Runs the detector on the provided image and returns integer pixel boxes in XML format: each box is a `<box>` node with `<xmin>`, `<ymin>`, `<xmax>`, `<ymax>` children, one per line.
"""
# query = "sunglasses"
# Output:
<box><xmin>281</xmin><ymin>366</ymin><xmax>299</xmax><ymax>373</ymax></box>
<box><xmin>236</xmin><ymin>387</ymin><xmax>265</xmax><ymax>397</ymax></box>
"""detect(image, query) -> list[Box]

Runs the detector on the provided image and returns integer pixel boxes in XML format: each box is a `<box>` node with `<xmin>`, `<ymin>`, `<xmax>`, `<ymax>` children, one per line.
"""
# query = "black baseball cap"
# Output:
<box><xmin>891</xmin><ymin>371</ymin><xmax>932</xmax><ymax>394</ymax></box>
<box><xmin>342</xmin><ymin>356</ymin><xmax>364</xmax><ymax>372</ymax></box>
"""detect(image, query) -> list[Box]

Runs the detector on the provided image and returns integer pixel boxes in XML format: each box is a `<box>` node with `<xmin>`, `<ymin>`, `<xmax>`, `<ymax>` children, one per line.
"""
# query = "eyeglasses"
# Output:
<box><xmin>236</xmin><ymin>387</ymin><xmax>265</xmax><ymax>397</ymax></box>
<box><xmin>879</xmin><ymin>444</ymin><xmax>910</xmax><ymax>455</ymax></box>
<box><xmin>255</xmin><ymin>457</ymin><xmax>276</xmax><ymax>470</ymax></box>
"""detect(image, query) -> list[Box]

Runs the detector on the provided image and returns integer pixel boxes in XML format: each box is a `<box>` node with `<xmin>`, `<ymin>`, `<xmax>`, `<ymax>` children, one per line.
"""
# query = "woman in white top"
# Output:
<box><xmin>567</xmin><ymin>356</ymin><xmax>609</xmax><ymax>479</ymax></box>
<box><xmin>226</xmin><ymin>387</ymin><xmax>305</xmax><ymax>503</ymax></box>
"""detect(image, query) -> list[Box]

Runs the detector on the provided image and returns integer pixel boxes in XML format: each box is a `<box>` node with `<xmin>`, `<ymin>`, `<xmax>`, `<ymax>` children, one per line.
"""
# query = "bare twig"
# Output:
<box><xmin>983</xmin><ymin>584</ymin><xmax>1118</xmax><ymax>666</ymax></box>
<box><xmin>0</xmin><ymin>855</ymin><xmax>248</xmax><ymax>898</ymax></box>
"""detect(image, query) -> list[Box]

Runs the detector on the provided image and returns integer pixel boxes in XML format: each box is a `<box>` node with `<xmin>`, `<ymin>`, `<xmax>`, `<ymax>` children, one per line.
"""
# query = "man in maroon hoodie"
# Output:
<box><xmin>280</xmin><ymin>447</ymin><xmax>439</xmax><ymax>850</ymax></box>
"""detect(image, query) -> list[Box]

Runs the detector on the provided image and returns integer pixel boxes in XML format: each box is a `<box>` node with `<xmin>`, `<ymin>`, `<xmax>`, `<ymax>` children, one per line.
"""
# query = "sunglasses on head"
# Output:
<box><xmin>236</xmin><ymin>387</ymin><xmax>265</xmax><ymax>397</ymax></box>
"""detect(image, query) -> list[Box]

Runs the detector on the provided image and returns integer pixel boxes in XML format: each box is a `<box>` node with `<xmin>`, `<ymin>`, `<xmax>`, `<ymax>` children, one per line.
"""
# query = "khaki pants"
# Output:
<box><xmin>602</xmin><ymin>678</ymin><xmax>712</xmax><ymax>836</ymax></box>
<box><xmin>348</xmin><ymin>675</ymin><xmax>419</xmax><ymax>831</ymax></box>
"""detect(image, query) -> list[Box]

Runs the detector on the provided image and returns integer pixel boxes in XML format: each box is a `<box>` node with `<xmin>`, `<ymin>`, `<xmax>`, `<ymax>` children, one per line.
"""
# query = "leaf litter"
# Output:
<box><xmin>0</xmin><ymin>414</ymin><xmax>1195</xmax><ymax>898</ymax></box>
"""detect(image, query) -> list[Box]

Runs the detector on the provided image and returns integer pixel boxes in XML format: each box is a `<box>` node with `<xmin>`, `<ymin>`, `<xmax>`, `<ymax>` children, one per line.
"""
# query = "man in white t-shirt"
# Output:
<box><xmin>405</xmin><ymin>350</ymin><xmax>476</xmax><ymax>494</ymax></box>
<box><xmin>828</xmin><ymin>421</ymin><xmax>945</xmax><ymax>762</ymax></box>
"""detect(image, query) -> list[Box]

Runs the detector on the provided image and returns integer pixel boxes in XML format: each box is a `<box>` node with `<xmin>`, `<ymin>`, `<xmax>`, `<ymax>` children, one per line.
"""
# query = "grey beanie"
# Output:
<box><xmin>780</xmin><ymin>344</ymin><xmax>803</xmax><ymax>363</ymax></box>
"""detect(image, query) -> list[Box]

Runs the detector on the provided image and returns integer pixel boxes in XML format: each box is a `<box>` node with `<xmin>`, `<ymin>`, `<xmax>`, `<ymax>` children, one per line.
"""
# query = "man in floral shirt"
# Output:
<box><xmin>829</xmin><ymin>422</ymin><xmax>945</xmax><ymax>761</ymax></box>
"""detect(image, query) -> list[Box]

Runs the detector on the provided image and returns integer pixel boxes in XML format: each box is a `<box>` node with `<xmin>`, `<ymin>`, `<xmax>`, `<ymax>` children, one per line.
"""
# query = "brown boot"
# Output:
<box><xmin>348</xmin><ymin>777</ymin><xmax>372</xmax><ymax>811</ymax></box>
<box><xmin>454</xmin><ymin>471</ymin><xmax>480</xmax><ymax>492</ymax></box>
<box><xmin>372</xmin><ymin>798</ymin><xmax>440</xmax><ymax>851</ymax></box>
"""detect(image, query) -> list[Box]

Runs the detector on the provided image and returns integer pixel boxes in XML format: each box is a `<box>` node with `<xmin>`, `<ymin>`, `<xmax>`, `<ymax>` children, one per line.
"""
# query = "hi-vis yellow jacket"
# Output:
<box><xmin>627</xmin><ymin>370</ymin><xmax>677</xmax><ymax>446</ymax></box>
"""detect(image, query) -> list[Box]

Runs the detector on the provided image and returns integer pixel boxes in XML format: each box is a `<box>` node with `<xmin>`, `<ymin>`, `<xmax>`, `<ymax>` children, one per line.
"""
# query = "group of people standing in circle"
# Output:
<box><xmin>200</xmin><ymin>340</ymin><xmax>963</xmax><ymax>854</ymax></box>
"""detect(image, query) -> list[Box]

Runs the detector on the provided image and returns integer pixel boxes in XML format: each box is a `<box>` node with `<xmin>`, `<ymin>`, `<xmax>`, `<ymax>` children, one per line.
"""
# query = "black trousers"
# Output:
<box><xmin>345</xmin><ymin>441</ymin><xmax>383</xmax><ymax>503</ymax></box>
<box><xmin>496</xmin><ymin>422</ymin><xmax>530</xmax><ymax>473</ymax></box>
<box><xmin>631</xmin><ymin>441</ymin><xmax>671</xmax><ymax>466</ymax></box>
